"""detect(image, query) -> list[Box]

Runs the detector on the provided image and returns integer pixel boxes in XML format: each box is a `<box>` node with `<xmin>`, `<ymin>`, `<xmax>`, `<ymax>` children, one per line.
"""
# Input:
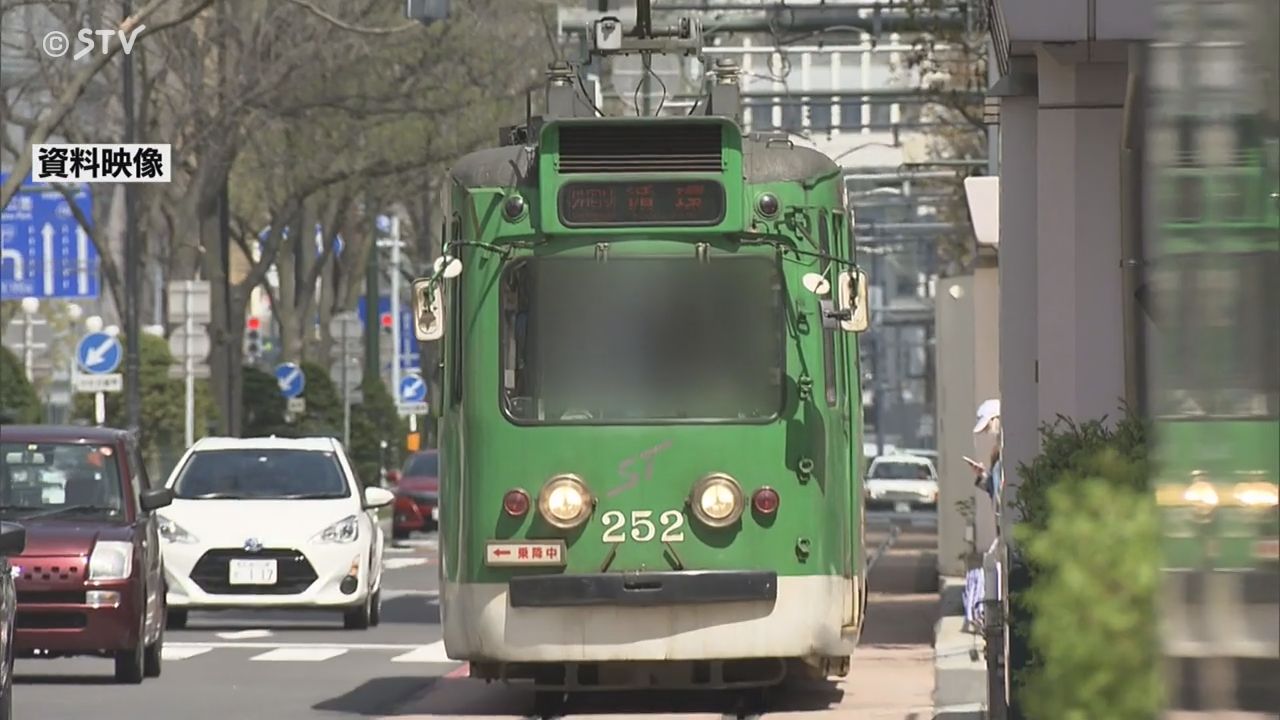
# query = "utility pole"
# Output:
<box><xmin>390</xmin><ymin>215</ymin><xmax>402</xmax><ymax>403</ymax></box>
<box><xmin>364</xmin><ymin>199</ymin><xmax>381</xmax><ymax>389</ymax></box>
<box><xmin>122</xmin><ymin>0</ymin><xmax>141</xmax><ymax>433</ymax></box>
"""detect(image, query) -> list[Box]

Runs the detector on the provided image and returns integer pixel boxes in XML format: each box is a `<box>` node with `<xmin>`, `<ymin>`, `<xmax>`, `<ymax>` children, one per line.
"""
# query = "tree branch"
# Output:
<box><xmin>282</xmin><ymin>0</ymin><xmax>420</xmax><ymax>35</ymax></box>
<box><xmin>0</xmin><ymin>0</ymin><xmax>214</xmax><ymax>209</ymax></box>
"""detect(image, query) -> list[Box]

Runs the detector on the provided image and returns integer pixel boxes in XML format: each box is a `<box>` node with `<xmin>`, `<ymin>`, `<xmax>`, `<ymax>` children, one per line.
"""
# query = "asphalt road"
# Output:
<box><xmin>15</xmin><ymin>507</ymin><xmax>939</xmax><ymax>720</ymax></box>
<box><xmin>13</xmin><ymin>536</ymin><xmax>451</xmax><ymax>720</ymax></box>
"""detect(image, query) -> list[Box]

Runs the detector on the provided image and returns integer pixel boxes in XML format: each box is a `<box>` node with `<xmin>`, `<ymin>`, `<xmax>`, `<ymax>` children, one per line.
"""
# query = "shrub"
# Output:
<box><xmin>1008</xmin><ymin>405</ymin><xmax>1152</xmax><ymax>713</ymax></box>
<box><xmin>0</xmin><ymin>345</ymin><xmax>41</xmax><ymax>424</ymax></box>
<box><xmin>1013</xmin><ymin>407</ymin><xmax>1149</xmax><ymax>532</ymax></box>
<box><xmin>1016</xmin><ymin>464</ymin><xmax>1162</xmax><ymax>720</ymax></box>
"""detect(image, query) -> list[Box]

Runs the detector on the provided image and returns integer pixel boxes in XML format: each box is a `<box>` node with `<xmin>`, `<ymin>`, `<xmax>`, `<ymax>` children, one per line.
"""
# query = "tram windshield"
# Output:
<box><xmin>499</xmin><ymin>254</ymin><xmax>785</xmax><ymax>424</ymax></box>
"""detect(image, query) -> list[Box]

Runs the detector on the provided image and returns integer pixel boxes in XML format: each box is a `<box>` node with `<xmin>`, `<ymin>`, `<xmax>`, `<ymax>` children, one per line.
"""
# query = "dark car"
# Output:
<box><xmin>0</xmin><ymin>426</ymin><xmax>173</xmax><ymax>683</ymax></box>
<box><xmin>391</xmin><ymin>450</ymin><xmax>438</xmax><ymax>539</ymax></box>
<box><xmin>1</xmin><ymin>522</ymin><xmax>25</xmax><ymax>719</ymax></box>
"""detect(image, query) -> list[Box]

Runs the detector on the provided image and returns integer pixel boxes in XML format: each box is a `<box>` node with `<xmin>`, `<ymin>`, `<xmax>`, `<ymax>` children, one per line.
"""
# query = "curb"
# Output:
<box><xmin>934</xmin><ymin>576</ymin><xmax>987</xmax><ymax>716</ymax></box>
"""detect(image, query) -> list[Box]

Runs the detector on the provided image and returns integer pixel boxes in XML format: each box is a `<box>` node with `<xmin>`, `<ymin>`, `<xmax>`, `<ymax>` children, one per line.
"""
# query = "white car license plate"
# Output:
<box><xmin>431</xmin><ymin>506</ymin><xmax>439</xmax><ymax>521</ymax></box>
<box><xmin>229</xmin><ymin>559</ymin><xmax>278</xmax><ymax>585</ymax></box>
<box><xmin>893</xmin><ymin>501</ymin><xmax>912</xmax><ymax>513</ymax></box>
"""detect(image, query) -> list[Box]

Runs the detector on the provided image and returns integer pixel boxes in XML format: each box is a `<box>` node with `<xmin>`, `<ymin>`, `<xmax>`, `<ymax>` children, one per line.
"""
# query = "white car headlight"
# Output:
<box><xmin>157</xmin><ymin>515</ymin><xmax>199</xmax><ymax>544</ymax></box>
<box><xmin>313</xmin><ymin>514</ymin><xmax>360</xmax><ymax>544</ymax></box>
<box><xmin>88</xmin><ymin>541</ymin><xmax>134</xmax><ymax>582</ymax></box>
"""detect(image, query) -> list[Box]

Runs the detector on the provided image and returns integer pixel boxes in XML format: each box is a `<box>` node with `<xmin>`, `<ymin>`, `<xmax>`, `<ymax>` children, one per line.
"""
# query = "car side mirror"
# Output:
<box><xmin>837</xmin><ymin>269</ymin><xmax>871</xmax><ymax>333</ymax></box>
<box><xmin>0</xmin><ymin>522</ymin><xmax>26</xmax><ymax>556</ymax></box>
<box><xmin>140</xmin><ymin>487</ymin><xmax>174</xmax><ymax>512</ymax></box>
<box><xmin>363</xmin><ymin>486</ymin><xmax>396</xmax><ymax>509</ymax></box>
<box><xmin>412</xmin><ymin>279</ymin><xmax>445</xmax><ymax>341</ymax></box>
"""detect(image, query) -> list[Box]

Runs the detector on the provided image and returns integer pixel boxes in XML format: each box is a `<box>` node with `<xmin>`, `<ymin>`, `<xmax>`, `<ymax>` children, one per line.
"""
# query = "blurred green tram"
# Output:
<box><xmin>1147</xmin><ymin>1</ymin><xmax>1280</xmax><ymax>708</ymax></box>
<box><xmin>407</xmin><ymin>89</ymin><xmax>874</xmax><ymax>693</ymax></box>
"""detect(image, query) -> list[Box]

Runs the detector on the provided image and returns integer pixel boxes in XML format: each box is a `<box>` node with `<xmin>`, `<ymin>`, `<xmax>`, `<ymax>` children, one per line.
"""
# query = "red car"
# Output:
<box><xmin>0</xmin><ymin>426</ymin><xmax>173</xmax><ymax>683</ymax></box>
<box><xmin>391</xmin><ymin>450</ymin><xmax>438</xmax><ymax>540</ymax></box>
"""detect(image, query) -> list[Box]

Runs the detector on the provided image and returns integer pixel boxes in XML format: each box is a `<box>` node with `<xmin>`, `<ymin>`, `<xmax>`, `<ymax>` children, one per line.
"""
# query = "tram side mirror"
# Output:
<box><xmin>837</xmin><ymin>269</ymin><xmax>871</xmax><ymax>333</ymax></box>
<box><xmin>412</xmin><ymin>279</ymin><xmax>445</xmax><ymax>341</ymax></box>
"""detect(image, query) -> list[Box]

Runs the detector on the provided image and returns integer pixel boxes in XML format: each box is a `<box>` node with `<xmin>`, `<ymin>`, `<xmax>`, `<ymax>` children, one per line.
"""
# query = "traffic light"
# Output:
<box><xmin>245</xmin><ymin>316</ymin><xmax>262</xmax><ymax>359</ymax></box>
<box><xmin>380</xmin><ymin>312</ymin><xmax>394</xmax><ymax>333</ymax></box>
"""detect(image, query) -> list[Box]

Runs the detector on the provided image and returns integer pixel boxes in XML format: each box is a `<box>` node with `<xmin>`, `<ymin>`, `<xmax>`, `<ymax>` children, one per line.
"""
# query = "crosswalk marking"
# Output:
<box><xmin>217</xmin><ymin>629</ymin><xmax>273</xmax><ymax>640</ymax></box>
<box><xmin>390</xmin><ymin>641</ymin><xmax>450</xmax><ymax>663</ymax></box>
<box><xmin>161</xmin><ymin>645</ymin><xmax>213</xmax><ymax>660</ymax></box>
<box><xmin>251</xmin><ymin>647</ymin><xmax>348</xmax><ymax>662</ymax></box>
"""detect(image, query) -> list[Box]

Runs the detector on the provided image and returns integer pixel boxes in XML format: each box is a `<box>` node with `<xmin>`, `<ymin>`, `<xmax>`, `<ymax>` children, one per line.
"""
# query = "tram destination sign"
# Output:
<box><xmin>557</xmin><ymin>180</ymin><xmax>725</xmax><ymax>228</ymax></box>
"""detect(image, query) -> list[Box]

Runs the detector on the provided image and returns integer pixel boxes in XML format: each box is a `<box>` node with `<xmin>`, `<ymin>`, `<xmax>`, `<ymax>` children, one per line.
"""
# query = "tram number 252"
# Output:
<box><xmin>600</xmin><ymin>509</ymin><xmax>685</xmax><ymax>543</ymax></box>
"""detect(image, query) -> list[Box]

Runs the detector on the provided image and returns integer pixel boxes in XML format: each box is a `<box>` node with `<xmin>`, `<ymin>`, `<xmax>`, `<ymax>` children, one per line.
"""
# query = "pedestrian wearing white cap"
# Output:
<box><xmin>968</xmin><ymin>398</ymin><xmax>1001</xmax><ymax>500</ymax></box>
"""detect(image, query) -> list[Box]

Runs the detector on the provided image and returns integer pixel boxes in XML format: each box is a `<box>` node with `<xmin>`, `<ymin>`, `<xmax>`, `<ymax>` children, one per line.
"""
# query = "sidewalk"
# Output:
<box><xmin>933</xmin><ymin>576</ymin><xmax>987</xmax><ymax>719</ymax></box>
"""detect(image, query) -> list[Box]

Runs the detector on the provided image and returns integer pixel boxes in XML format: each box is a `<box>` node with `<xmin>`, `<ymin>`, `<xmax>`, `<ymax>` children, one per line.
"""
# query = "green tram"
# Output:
<box><xmin>1148</xmin><ymin>0</ymin><xmax>1279</xmax><ymax>711</ymax></box>
<box><xmin>408</xmin><ymin>22</ymin><xmax>872</xmax><ymax>701</ymax></box>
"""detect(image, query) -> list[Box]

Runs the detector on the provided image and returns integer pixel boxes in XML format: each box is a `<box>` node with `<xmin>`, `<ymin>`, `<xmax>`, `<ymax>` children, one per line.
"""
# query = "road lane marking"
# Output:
<box><xmin>384</xmin><ymin>557</ymin><xmax>430</xmax><ymax>570</ymax></box>
<box><xmin>161</xmin><ymin>645</ymin><xmax>213</xmax><ymax>660</ymax></box>
<box><xmin>380</xmin><ymin>589</ymin><xmax>439</xmax><ymax>600</ymax></box>
<box><xmin>251</xmin><ymin>647</ymin><xmax>348</xmax><ymax>662</ymax></box>
<box><xmin>167</xmin><ymin>641</ymin><xmax>431</xmax><ymax>650</ymax></box>
<box><xmin>390</xmin><ymin>641</ymin><xmax>450</xmax><ymax>663</ymax></box>
<box><xmin>216</xmin><ymin>629</ymin><xmax>273</xmax><ymax>640</ymax></box>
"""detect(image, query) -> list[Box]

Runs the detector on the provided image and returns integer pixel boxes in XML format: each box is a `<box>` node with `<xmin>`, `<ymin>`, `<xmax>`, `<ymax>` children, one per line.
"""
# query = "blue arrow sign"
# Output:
<box><xmin>77</xmin><ymin>332</ymin><xmax>122</xmax><ymax>374</ymax></box>
<box><xmin>274</xmin><ymin>362</ymin><xmax>306</xmax><ymax>398</ymax></box>
<box><xmin>1</xmin><ymin>173</ymin><xmax>100</xmax><ymax>300</ymax></box>
<box><xmin>399</xmin><ymin>374</ymin><xmax>427</xmax><ymax>403</ymax></box>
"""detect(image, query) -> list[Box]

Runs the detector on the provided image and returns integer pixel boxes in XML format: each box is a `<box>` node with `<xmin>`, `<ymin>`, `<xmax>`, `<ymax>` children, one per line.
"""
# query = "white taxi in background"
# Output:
<box><xmin>864</xmin><ymin>453</ymin><xmax>939</xmax><ymax>511</ymax></box>
<box><xmin>157</xmin><ymin>436</ymin><xmax>393</xmax><ymax>629</ymax></box>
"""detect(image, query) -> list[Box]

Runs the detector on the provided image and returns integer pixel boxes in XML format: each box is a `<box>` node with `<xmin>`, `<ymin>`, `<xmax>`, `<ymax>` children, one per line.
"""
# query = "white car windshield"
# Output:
<box><xmin>869</xmin><ymin>461</ymin><xmax>934</xmax><ymax>480</ymax></box>
<box><xmin>173</xmin><ymin>449</ymin><xmax>350</xmax><ymax>500</ymax></box>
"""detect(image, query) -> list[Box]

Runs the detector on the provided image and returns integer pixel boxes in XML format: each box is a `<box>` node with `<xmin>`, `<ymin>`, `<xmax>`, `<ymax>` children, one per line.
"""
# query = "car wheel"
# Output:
<box><xmin>392</xmin><ymin>527</ymin><xmax>410</xmax><ymax>541</ymax></box>
<box><xmin>114</xmin><ymin>638</ymin><xmax>145</xmax><ymax>684</ymax></box>
<box><xmin>167</xmin><ymin>608</ymin><xmax>188</xmax><ymax>629</ymax></box>
<box><xmin>1</xmin><ymin>668</ymin><xmax>12</xmax><ymax>720</ymax></box>
<box><xmin>369</xmin><ymin>589</ymin><xmax>382</xmax><ymax>627</ymax></box>
<box><xmin>144</xmin><ymin>616</ymin><xmax>164</xmax><ymax>678</ymax></box>
<box><xmin>343</xmin><ymin>591</ymin><xmax>372</xmax><ymax>630</ymax></box>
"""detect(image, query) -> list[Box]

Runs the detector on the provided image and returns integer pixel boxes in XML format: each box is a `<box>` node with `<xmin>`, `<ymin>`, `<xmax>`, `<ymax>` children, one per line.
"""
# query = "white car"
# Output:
<box><xmin>156</xmin><ymin>436</ymin><xmax>394</xmax><ymax>629</ymax></box>
<box><xmin>865</xmin><ymin>454</ymin><xmax>939</xmax><ymax>509</ymax></box>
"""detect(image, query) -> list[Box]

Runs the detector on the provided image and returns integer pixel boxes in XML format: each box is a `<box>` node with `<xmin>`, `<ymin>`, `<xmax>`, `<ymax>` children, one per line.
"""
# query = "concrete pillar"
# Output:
<box><xmin>1034</xmin><ymin>50</ymin><xmax>1128</xmax><ymax>426</ymax></box>
<box><xmin>935</xmin><ymin>275</ymin><xmax>975</xmax><ymax>577</ymax></box>
<box><xmin>996</xmin><ymin>56</ymin><xmax>1040</xmax><ymax>524</ymax></box>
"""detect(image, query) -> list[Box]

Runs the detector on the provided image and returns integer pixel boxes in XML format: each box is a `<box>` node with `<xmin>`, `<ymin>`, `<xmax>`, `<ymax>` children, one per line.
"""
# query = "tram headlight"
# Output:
<box><xmin>1183</xmin><ymin>479</ymin><xmax>1219</xmax><ymax>508</ymax></box>
<box><xmin>1234</xmin><ymin>482</ymin><xmax>1278</xmax><ymax>509</ymax></box>
<box><xmin>690</xmin><ymin>474</ymin><xmax>744</xmax><ymax>528</ymax></box>
<box><xmin>537</xmin><ymin>475</ymin><xmax>593</xmax><ymax>529</ymax></box>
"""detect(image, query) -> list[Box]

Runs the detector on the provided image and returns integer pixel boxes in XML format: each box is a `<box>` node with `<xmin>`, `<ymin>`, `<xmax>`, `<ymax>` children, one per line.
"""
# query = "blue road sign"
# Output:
<box><xmin>1</xmin><ymin>173</ymin><xmax>100</xmax><ymax>300</ymax></box>
<box><xmin>399</xmin><ymin>374</ymin><xmax>427</xmax><ymax>403</ymax></box>
<box><xmin>275</xmin><ymin>362</ymin><xmax>306</xmax><ymax>398</ymax></box>
<box><xmin>77</xmin><ymin>332</ymin><xmax>122</xmax><ymax>374</ymax></box>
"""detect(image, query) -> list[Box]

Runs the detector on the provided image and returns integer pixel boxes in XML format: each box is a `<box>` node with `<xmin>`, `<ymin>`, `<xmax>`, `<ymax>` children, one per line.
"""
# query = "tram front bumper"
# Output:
<box><xmin>509</xmin><ymin>570</ymin><xmax>777</xmax><ymax>608</ymax></box>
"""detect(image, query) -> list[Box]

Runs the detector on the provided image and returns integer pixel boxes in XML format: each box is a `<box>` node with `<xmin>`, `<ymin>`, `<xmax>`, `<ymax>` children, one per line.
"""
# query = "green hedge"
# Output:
<box><xmin>1011</xmin><ymin>408</ymin><xmax>1160</xmax><ymax>719</ymax></box>
<box><xmin>0</xmin><ymin>344</ymin><xmax>41</xmax><ymax>424</ymax></box>
<box><xmin>1015</xmin><ymin>456</ymin><xmax>1162</xmax><ymax>720</ymax></box>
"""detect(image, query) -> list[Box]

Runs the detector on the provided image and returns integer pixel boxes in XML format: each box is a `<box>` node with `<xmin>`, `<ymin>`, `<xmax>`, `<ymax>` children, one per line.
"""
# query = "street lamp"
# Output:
<box><xmin>20</xmin><ymin>297</ymin><xmax>39</xmax><ymax>315</ymax></box>
<box><xmin>85</xmin><ymin>315</ymin><xmax>104</xmax><ymax>333</ymax></box>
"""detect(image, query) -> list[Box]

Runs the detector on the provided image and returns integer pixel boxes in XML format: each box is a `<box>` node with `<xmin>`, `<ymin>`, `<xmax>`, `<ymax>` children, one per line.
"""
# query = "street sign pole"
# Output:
<box><xmin>23</xmin><ymin>311</ymin><xmax>33</xmax><ymax>382</ymax></box>
<box><xmin>184</xmin><ymin>287</ymin><xmax>195</xmax><ymax>448</ymax></box>
<box><xmin>342</xmin><ymin>349</ymin><xmax>351</xmax><ymax>449</ymax></box>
